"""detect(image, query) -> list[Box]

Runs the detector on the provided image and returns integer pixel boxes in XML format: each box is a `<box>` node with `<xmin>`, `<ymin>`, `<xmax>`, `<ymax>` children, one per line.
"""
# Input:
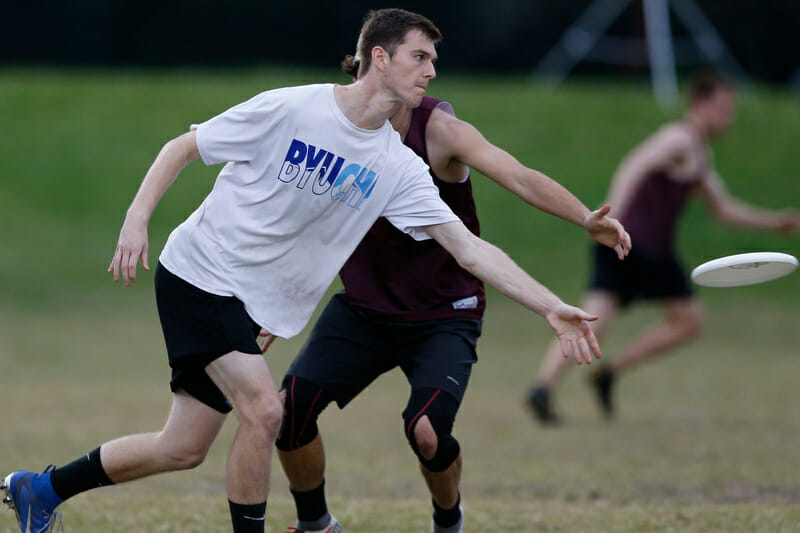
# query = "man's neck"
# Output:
<box><xmin>687</xmin><ymin>111</ymin><xmax>711</xmax><ymax>141</ymax></box>
<box><xmin>334</xmin><ymin>81</ymin><xmax>403</xmax><ymax>130</ymax></box>
<box><xmin>389</xmin><ymin>106</ymin><xmax>413</xmax><ymax>141</ymax></box>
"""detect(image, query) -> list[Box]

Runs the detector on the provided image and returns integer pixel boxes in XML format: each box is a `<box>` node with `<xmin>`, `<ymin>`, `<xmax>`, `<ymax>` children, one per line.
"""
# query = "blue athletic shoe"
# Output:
<box><xmin>2</xmin><ymin>466</ymin><xmax>63</xmax><ymax>533</ymax></box>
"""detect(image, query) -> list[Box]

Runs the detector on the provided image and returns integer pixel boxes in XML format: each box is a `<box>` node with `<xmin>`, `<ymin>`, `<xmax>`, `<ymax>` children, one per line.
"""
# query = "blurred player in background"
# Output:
<box><xmin>273</xmin><ymin>10</ymin><xmax>630</xmax><ymax>533</ymax></box>
<box><xmin>2</xmin><ymin>9</ymin><xmax>607</xmax><ymax>533</ymax></box>
<box><xmin>527</xmin><ymin>70</ymin><xmax>800</xmax><ymax>425</ymax></box>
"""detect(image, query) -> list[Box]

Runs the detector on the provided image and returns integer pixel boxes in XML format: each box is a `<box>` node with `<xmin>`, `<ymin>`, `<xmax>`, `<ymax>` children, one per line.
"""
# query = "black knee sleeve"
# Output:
<box><xmin>276</xmin><ymin>375</ymin><xmax>333</xmax><ymax>451</ymax></box>
<box><xmin>403</xmin><ymin>388</ymin><xmax>461</xmax><ymax>472</ymax></box>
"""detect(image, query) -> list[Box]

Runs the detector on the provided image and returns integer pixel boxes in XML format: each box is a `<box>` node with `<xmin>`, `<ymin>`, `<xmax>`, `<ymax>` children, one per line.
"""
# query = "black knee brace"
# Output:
<box><xmin>276</xmin><ymin>375</ymin><xmax>333</xmax><ymax>451</ymax></box>
<box><xmin>403</xmin><ymin>388</ymin><xmax>461</xmax><ymax>472</ymax></box>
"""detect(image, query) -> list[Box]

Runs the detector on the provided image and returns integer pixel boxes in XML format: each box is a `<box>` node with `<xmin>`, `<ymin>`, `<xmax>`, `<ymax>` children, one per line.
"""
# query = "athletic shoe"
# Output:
<box><xmin>2</xmin><ymin>466</ymin><xmax>63</xmax><ymax>533</ymax></box>
<box><xmin>285</xmin><ymin>514</ymin><xmax>341</xmax><ymax>533</ymax></box>
<box><xmin>590</xmin><ymin>365</ymin><xmax>616</xmax><ymax>418</ymax></box>
<box><xmin>429</xmin><ymin>505</ymin><xmax>463</xmax><ymax>533</ymax></box>
<box><xmin>526</xmin><ymin>386</ymin><xmax>560</xmax><ymax>425</ymax></box>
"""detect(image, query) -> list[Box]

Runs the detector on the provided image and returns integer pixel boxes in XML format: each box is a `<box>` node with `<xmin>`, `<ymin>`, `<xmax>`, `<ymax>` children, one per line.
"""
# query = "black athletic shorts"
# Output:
<box><xmin>286</xmin><ymin>292</ymin><xmax>482</xmax><ymax>409</ymax></box>
<box><xmin>589</xmin><ymin>243</ymin><xmax>693</xmax><ymax>307</ymax></box>
<box><xmin>155</xmin><ymin>262</ymin><xmax>262</xmax><ymax>413</ymax></box>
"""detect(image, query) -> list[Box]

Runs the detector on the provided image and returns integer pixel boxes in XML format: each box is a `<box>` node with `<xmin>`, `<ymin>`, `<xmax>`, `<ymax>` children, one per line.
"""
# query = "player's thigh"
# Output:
<box><xmin>206</xmin><ymin>351</ymin><xmax>281</xmax><ymax>419</ymax></box>
<box><xmin>160</xmin><ymin>390</ymin><xmax>228</xmax><ymax>454</ymax></box>
<box><xmin>401</xmin><ymin>319</ymin><xmax>480</xmax><ymax>404</ymax></box>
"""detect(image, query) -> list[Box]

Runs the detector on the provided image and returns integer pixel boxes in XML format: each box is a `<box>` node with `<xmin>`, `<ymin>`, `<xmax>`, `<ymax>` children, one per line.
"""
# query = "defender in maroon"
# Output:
<box><xmin>528</xmin><ymin>70</ymin><xmax>800</xmax><ymax>424</ymax></box>
<box><xmin>340</xmin><ymin>97</ymin><xmax>485</xmax><ymax>323</ymax></box>
<box><xmin>273</xmin><ymin>48</ymin><xmax>631</xmax><ymax>532</ymax></box>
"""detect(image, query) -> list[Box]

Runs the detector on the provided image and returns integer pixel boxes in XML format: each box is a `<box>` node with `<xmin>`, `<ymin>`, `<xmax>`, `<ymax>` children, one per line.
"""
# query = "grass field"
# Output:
<box><xmin>1</xmin><ymin>67</ymin><xmax>799</xmax><ymax>532</ymax></box>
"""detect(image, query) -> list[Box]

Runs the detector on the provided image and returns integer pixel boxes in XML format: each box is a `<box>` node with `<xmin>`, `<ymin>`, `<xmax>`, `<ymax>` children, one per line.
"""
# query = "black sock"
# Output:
<box><xmin>229</xmin><ymin>500</ymin><xmax>267</xmax><ymax>533</ymax></box>
<box><xmin>49</xmin><ymin>447</ymin><xmax>114</xmax><ymax>501</ymax></box>
<box><xmin>433</xmin><ymin>493</ymin><xmax>461</xmax><ymax>528</ymax></box>
<box><xmin>290</xmin><ymin>479</ymin><xmax>328</xmax><ymax>523</ymax></box>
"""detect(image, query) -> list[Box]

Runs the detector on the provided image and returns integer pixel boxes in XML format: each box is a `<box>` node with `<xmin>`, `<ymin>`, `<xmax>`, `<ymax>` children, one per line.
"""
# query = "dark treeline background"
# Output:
<box><xmin>1</xmin><ymin>0</ymin><xmax>798</xmax><ymax>84</ymax></box>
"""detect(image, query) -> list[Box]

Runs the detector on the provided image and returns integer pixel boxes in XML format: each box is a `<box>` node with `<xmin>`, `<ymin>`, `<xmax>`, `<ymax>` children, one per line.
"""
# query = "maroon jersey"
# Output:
<box><xmin>619</xmin><ymin>156</ymin><xmax>706</xmax><ymax>254</ymax></box>
<box><xmin>339</xmin><ymin>96</ymin><xmax>486</xmax><ymax>321</ymax></box>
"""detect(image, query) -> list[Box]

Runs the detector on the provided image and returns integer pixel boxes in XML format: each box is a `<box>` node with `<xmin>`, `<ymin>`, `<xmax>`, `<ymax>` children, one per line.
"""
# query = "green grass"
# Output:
<box><xmin>1</xmin><ymin>67</ymin><xmax>799</xmax><ymax>532</ymax></box>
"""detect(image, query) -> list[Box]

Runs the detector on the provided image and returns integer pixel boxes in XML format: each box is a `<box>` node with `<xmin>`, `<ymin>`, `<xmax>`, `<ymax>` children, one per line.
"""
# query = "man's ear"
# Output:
<box><xmin>372</xmin><ymin>46</ymin><xmax>389</xmax><ymax>73</ymax></box>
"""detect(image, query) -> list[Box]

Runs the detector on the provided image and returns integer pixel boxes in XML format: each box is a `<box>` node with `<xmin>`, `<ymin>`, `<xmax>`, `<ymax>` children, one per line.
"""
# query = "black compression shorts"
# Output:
<box><xmin>285</xmin><ymin>292</ymin><xmax>482</xmax><ymax>409</ymax></box>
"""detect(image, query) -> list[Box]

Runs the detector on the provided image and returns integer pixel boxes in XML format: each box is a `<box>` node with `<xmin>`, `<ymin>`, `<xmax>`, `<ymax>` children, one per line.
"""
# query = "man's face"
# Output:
<box><xmin>702</xmin><ymin>88</ymin><xmax>736</xmax><ymax>136</ymax></box>
<box><xmin>382</xmin><ymin>29</ymin><xmax>437</xmax><ymax>107</ymax></box>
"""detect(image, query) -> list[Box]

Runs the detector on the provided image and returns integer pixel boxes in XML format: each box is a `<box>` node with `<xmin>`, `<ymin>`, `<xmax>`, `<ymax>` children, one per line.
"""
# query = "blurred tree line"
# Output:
<box><xmin>1</xmin><ymin>0</ymin><xmax>798</xmax><ymax>84</ymax></box>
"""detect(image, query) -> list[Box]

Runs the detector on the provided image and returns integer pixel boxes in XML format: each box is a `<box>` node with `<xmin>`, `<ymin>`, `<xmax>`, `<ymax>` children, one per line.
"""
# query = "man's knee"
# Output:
<box><xmin>237</xmin><ymin>389</ymin><xmax>283</xmax><ymax>440</ymax></box>
<box><xmin>669</xmin><ymin>302</ymin><xmax>704</xmax><ymax>339</ymax></box>
<box><xmin>157</xmin><ymin>435</ymin><xmax>212</xmax><ymax>471</ymax></box>
<box><xmin>413</xmin><ymin>416</ymin><xmax>438</xmax><ymax>460</ymax></box>
<box><xmin>276</xmin><ymin>375</ymin><xmax>333</xmax><ymax>451</ymax></box>
<box><xmin>403</xmin><ymin>388</ymin><xmax>461</xmax><ymax>473</ymax></box>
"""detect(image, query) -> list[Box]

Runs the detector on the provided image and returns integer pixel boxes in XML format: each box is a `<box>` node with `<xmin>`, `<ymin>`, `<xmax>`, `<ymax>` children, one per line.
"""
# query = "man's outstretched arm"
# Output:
<box><xmin>427</xmin><ymin>110</ymin><xmax>631</xmax><ymax>258</ymax></box>
<box><xmin>700</xmin><ymin>171</ymin><xmax>800</xmax><ymax>232</ymax></box>
<box><xmin>425</xmin><ymin>220</ymin><xmax>601</xmax><ymax>364</ymax></box>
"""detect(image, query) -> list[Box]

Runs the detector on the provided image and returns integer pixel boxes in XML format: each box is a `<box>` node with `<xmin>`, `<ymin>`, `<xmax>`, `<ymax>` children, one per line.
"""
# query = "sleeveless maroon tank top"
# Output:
<box><xmin>619</xmin><ymin>147</ymin><xmax>706</xmax><ymax>254</ymax></box>
<box><xmin>339</xmin><ymin>96</ymin><xmax>486</xmax><ymax>321</ymax></box>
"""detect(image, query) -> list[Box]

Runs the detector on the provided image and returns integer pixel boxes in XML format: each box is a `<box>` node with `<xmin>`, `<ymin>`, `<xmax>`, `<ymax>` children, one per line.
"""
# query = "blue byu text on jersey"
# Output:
<box><xmin>277</xmin><ymin>139</ymin><xmax>380</xmax><ymax>210</ymax></box>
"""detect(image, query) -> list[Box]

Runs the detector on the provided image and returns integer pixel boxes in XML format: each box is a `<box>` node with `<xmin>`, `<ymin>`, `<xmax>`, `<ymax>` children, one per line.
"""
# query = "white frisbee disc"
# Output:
<box><xmin>691</xmin><ymin>252</ymin><xmax>798</xmax><ymax>287</ymax></box>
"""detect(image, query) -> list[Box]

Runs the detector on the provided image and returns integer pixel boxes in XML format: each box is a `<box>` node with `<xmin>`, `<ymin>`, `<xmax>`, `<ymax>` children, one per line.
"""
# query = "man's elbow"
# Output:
<box><xmin>163</xmin><ymin>132</ymin><xmax>200</xmax><ymax>165</ymax></box>
<box><xmin>451</xmin><ymin>235</ymin><xmax>493</xmax><ymax>274</ymax></box>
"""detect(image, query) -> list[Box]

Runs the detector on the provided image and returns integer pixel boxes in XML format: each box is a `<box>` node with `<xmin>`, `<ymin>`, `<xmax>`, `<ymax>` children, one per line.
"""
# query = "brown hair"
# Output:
<box><xmin>341</xmin><ymin>8</ymin><xmax>441</xmax><ymax>79</ymax></box>
<box><xmin>688</xmin><ymin>69</ymin><xmax>734</xmax><ymax>102</ymax></box>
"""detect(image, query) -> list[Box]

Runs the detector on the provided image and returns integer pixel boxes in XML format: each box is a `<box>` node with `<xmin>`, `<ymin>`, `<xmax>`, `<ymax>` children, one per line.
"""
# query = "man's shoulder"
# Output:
<box><xmin>247</xmin><ymin>83</ymin><xmax>332</xmax><ymax>108</ymax></box>
<box><xmin>643</xmin><ymin>121</ymin><xmax>696</xmax><ymax>155</ymax></box>
<box><xmin>655</xmin><ymin>121</ymin><xmax>695</xmax><ymax>143</ymax></box>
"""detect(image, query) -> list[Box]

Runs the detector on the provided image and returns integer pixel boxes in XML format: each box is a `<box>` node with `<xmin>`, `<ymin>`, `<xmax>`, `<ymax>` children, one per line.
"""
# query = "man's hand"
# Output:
<box><xmin>776</xmin><ymin>209</ymin><xmax>800</xmax><ymax>233</ymax></box>
<box><xmin>257</xmin><ymin>328</ymin><xmax>276</xmax><ymax>354</ymax></box>
<box><xmin>584</xmin><ymin>204</ymin><xmax>632</xmax><ymax>260</ymax></box>
<box><xmin>545</xmin><ymin>303</ymin><xmax>601</xmax><ymax>365</ymax></box>
<box><xmin>108</xmin><ymin>213</ymin><xmax>149</xmax><ymax>286</ymax></box>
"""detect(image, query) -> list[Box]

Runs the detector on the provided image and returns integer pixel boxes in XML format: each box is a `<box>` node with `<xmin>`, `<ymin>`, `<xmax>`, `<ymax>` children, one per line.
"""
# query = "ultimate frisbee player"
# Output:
<box><xmin>528</xmin><ymin>70</ymin><xmax>800</xmax><ymax>424</ymax></box>
<box><xmin>3</xmin><ymin>9</ymin><xmax>603</xmax><ymax>533</ymax></box>
<box><xmin>274</xmin><ymin>10</ymin><xmax>630</xmax><ymax>533</ymax></box>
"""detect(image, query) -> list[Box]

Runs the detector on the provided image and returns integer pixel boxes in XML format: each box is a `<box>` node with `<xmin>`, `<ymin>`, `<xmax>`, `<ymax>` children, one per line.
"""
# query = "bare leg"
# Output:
<box><xmin>206</xmin><ymin>351</ymin><xmax>283</xmax><ymax>505</ymax></box>
<box><xmin>413</xmin><ymin>416</ymin><xmax>463</xmax><ymax>532</ymax></box>
<box><xmin>420</xmin><ymin>456</ymin><xmax>461</xmax><ymax>510</ymax></box>
<box><xmin>278</xmin><ymin>434</ymin><xmax>337</xmax><ymax>530</ymax></box>
<box><xmin>607</xmin><ymin>297</ymin><xmax>703</xmax><ymax>374</ymax></box>
<box><xmin>277</xmin><ymin>433</ymin><xmax>326</xmax><ymax>492</ymax></box>
<box><xmin>588</xmin><ymin>297</ymin><xmax>703</xmax><ymax>418</ymax></box>
<box><xmin>99</xmin><ymin>390</ymin><xmax>227</xmax><ymax>483</ymax></box>
<box><xmin>414</xmin><ymin>416</ymin><xmax>459</xmax><ymax>509</ymax></box>
<box><xmin>527</xmin><ymin>291</ymin><xmax>619</xmax><ymax>423</ymax></box>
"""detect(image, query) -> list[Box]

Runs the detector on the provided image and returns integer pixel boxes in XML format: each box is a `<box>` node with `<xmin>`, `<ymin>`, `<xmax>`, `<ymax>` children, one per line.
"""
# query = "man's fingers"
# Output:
<box><xmin>566</xmin><ymin>340</ymin><xmax>584</xmax><ymax>365</ymax></box>
<box><xmin>123</xmin><ymin>248</ymin><xmax>140</xmax><ymax>285</ymax></box>
<box><xmin>588</xmin><ymin>331</ymin><xmax>602</xmax><ymax>360</ymax></box>
<box><xmin>257</xmin><ymin>330</ymin><xmax>276</xmax><ymax>354</ymax></box>
<box><xmin>578</xmin><ymin>337</ymin><xmax>592</xmax><ymax>365</ymax></box>
<box><xmin>121</xmin><ymin>250</ymin><xmax>130</xmax><ymax>286</ymax></box>
<box><xmin>109</xmin><ymin>248</ymin><xmax>122</xmax><ymax>280</ymax></box>
<box><xmin>560</xmin><ymin>339</ymin><xmax>574</xmax><ymax>362</ymax></box>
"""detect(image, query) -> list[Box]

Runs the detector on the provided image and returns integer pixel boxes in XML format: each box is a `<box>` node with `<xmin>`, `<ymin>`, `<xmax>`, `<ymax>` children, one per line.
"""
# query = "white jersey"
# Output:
<box><xmin>159</xmin><ymin>84</ymin><xmax>458</xmax><ymax>338</ymax></box>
